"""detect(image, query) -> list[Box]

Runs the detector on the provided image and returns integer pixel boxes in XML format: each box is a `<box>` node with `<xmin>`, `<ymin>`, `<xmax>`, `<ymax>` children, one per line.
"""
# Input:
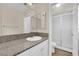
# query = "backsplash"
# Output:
<box><xmin>0</xmin><ymin>32</ymin><xmax>48</xmax><ymax>43</ymax></box>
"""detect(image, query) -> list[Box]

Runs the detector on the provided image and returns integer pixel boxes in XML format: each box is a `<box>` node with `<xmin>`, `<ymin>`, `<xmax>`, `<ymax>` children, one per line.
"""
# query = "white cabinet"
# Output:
<box><xmin>29</xmin><ymin>40</ymin><xmax>48</xmax><ymax>56</ymax></box>
<box><xmin>40</xmin><ymin>39</ymin><xmax>48</xmax><ymax>56</ymax></box>
<box><xmin>41</xmin><ymin>44</ymin><xmax>48</xmax><ymax>56</ymax></box>
<box><xmin>17</xmin><ymin>50</ymin><xmax>30</xmax><ymax>56</ymax></box>
<box><xmin>17</xmin><ymin>40</ymin><xmax>48</xmax><ymax>56</ymax></box>
<box><xmin>29</xmin><ymin>43</ymin><xmax>41</xmax><ymax>56</ymax></box>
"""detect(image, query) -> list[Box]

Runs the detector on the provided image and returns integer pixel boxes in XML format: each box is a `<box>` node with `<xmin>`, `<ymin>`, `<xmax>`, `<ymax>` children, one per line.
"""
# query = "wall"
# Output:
<box><xmin>0</xmin><ymin>4</ymin><xmax>24</xmax><ymax>35</ymax></box>
<box><xmin>0</xmin><ymin>5</ymin><xmax>2</xmax><ymax>35</ymax></box>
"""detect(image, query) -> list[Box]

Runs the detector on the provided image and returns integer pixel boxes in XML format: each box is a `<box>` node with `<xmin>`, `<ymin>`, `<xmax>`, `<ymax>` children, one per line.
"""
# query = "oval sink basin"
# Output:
<box><xmin>26</xmin><ymin>36</ymin><xmax>42</xmax><ymax>41</ymax></box>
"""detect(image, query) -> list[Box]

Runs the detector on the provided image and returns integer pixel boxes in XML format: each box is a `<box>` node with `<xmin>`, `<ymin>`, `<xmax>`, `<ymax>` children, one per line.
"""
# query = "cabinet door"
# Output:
<box><xmin>17</xmin><ymin>40</ymin><xmax>48</xmax><ymax>56</ymax></box>
<box><xmin>41</xmin><ymin>44</ymin><xmax>48</xmax><ymax>56</ymax></box>
<box><xmin>17</xmin><ymin>50</ymin><xmax>30</xmax><ymax>56</ymax></box>
<box><xmin>39</xmin><ymin>40</ymin><xmax>48</xmax><ymax>56</ymax></box>
<box><xmin>29</xmin><ymin>40</ymin><xmax>48</xmax><ymax>56</ymax></box>
<box><xmin>29</xmin><ymin>44</ymin><xmax>41</xmax><ymax>56</ymax></box>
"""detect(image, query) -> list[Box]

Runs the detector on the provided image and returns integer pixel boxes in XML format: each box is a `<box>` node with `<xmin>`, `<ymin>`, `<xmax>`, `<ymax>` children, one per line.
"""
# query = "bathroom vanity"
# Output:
<box><xmin>17</xmin><ymin>39</ymin><xmax>48</xmax><ymax>56</ymax></box>
<box><xmin>0</xmin><ymin>32</ymin><xmax>48</xmax><ymax>56</ymax></box>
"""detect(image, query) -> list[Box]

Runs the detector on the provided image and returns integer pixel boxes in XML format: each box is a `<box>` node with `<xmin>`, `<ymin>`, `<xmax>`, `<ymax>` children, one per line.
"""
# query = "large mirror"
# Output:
<box><xmin>0</xmin><ymin>3</ymin><xmax>48</xmax><ymax>36</ymax></box>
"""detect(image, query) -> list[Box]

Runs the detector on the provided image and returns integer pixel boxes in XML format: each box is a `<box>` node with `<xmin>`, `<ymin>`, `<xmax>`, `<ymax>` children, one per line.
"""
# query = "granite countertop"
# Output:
<box><xmin>0</xmin><ymin>36</ymin><xmax>48</xmax><ymax>56</ymax></box>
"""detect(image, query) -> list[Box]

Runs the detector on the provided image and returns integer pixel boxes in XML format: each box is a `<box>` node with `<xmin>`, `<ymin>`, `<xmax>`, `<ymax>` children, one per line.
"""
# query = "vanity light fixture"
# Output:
<box><xmin>24</xmin><ymin>3</ymin><xmax>32</xmax><ymax>6</ymax></box>
<box><xmin>28</xmin><ymin>3</ymin><xmax>32</xmax><ymax>6</ymax></box>
<box><xmin>55</xmin><ymin>4</ymin><xmax>61</xmax><ymax>7</ymax></box>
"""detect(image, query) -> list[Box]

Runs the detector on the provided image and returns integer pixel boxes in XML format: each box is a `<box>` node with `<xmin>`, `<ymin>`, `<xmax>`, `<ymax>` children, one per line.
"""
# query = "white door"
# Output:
<box><xmin>52</xmin><ymin>15</ymin><xmax>62</xmax><ymax>46</ymax></box>
<box><xmin>24</xmin><ymin>17</ymin><xmax>30</xmax><ymax>33</ymax></box>
<box><xmin>62</xmin><ymin>13</ymin><xmax>73</xmax><ymax>49</ymax></box>
<box><xmin>52</xmin><ymin>12</ymin><xmax>73</xmax><ymax>50</ymax></box>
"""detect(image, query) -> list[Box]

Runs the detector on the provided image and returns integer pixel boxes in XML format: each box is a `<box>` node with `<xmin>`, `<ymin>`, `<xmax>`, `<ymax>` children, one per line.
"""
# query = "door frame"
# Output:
<box><xmin>72</xmin><ymin>4</ymin><xmax>78</xmax><ymax>56</ymax></box>
<box><xmin>49</xmin><ymin>4</ymin><xmax>54</xmax><ymax>56</ymax></box>
<box><xmin>49</xmin><ymin>3</ymin><xmax>79</xmax><ymax>56</ymax></box>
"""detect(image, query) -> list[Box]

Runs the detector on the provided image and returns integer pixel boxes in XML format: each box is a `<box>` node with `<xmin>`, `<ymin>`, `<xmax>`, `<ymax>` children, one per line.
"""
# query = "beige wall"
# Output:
<box><xmin>0</xmin><ymin>6</ymin><xmax>2</xmax><ymax>35</ymax></box>
<box><xmin>0</xmin><ymin>4</ymin><xmax>24</xmax><ymax>35</ymax></box>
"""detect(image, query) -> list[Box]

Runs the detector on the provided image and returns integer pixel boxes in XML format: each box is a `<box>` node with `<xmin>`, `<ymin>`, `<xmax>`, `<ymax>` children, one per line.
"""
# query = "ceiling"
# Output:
<box><xmin>51</xmin><ymin>3</ymin><xmax>75</xmax><ymax>16</ymax></box>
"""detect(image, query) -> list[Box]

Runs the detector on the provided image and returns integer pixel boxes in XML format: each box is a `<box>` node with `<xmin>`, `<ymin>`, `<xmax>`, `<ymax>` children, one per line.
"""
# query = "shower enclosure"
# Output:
<box><xmin>49</xmin><ymin>3</ymin><xmax>78</xmax><ymax>56</ymax></box>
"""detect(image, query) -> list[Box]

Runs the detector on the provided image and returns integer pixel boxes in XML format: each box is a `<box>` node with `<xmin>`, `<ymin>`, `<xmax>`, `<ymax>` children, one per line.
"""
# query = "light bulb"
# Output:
<box><xmin>28</xmin><ymin>3</ymin><xmax>32</xmax><ymax>6</ymax></box>
<box><xmin>56</xmin><ymin>4</ymin><xmax>61</xmax><ymax>7</ymax></box>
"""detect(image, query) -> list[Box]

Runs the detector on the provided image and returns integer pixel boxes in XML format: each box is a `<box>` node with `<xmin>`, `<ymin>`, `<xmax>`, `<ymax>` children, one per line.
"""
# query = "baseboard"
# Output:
<box><xmin>52</xmin><ymin>42</ymin><xmax>72</xmax><ymax>53</ymax></box>
<box><xmin>55</xmin><ymin>45</ymin><xmax>72</xmax><ymax>52</ymax></box>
